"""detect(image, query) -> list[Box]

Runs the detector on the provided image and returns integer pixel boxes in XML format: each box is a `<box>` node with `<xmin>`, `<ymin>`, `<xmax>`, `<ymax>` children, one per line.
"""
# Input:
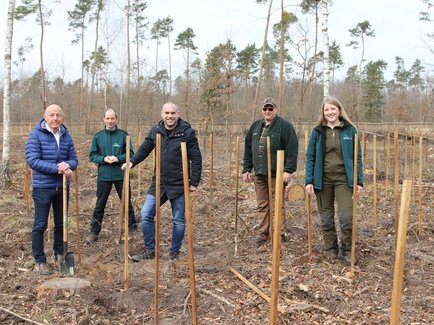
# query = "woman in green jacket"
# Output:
<box><xmin>305</xmin><ymin>96</ymin><xmax>363</xmax><ymax>265</ymax></box>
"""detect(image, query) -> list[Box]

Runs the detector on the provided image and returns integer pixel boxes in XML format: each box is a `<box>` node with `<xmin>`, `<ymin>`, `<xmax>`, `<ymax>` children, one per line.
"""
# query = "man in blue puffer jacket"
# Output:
<box><xmin>25</xmin><ymin>104</ymin><xmax>78</xmax><ymax>275</ymax></box>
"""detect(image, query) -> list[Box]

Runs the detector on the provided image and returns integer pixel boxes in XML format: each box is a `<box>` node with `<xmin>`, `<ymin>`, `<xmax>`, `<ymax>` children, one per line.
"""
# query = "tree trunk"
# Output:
<box><xmin>251</xmin><ymin>0</ymin><xmax>273</xmax><ymax>123</ymax></box>
<box><xmin>38</xmin><ymin>0</ymin><xmax>47</xmax><ymax>108</ymax></box>
<box><xmin>321</xmin><ymin>0</ymin><xmax>331</xmax><ymax>97</ymax></box>
<box><xmin>1</xmin><ymin>0</ymin><xmax>15</xmax><ymax>188</ymax></box>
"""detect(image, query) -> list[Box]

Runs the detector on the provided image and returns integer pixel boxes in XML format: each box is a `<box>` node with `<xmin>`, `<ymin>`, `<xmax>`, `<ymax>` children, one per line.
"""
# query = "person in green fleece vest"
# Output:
<box><xmin>305</xmin><ymin>96</ymin><xmax>363</xmax><ymax>265</ymax></box>
<box><xmin>86</xmin><ymin>108</ymin><xmax>136</xmax><ymax>243</ymax></box>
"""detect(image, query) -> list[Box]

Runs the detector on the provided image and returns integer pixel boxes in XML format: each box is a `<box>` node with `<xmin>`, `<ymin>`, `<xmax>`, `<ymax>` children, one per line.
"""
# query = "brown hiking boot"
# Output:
<box><xmin>85</xmin><ymin>233</ymin><xmax>98</xmax><ymax>243</ymax></box>
<box><xmin>34</xmin><ymin>263</ymin><xmax>50</xmax><ymax>275</ymax></box>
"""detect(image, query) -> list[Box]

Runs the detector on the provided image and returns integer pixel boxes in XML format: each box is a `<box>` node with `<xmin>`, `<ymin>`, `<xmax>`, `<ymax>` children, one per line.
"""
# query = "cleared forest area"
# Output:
<box><xmin>0</xmin><ymin>127</ymin><xmax>433</xmax><ymax>324</ymax></box>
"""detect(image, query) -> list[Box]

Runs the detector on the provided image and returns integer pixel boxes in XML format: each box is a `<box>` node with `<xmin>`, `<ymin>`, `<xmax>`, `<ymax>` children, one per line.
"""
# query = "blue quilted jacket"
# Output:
<box><xmin>25</xmin><ymin>119</ymin><xmax>78</xmax><ymax>189</ymax></box>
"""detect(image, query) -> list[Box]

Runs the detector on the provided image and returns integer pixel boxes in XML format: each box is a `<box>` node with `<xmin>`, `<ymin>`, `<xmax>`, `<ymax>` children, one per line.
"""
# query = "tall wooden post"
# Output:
<box><xmin>418</xmin><ymin>136</ymin><xmax>423</xmax><ymax>236</ymax></box>
<box><xmin>373</xmin><ymin>135</ymin><xmax>377</xmax><ymax>227</ymax></box>
<box><xmin>181</xmin><ymin>142</ymin><xmax>198</xmax><ymax>325</ymax></box>
<box><xmin>234</xmin><ymin>137</ymin><xmax>240</xmax><ymax>257</ymax></box>
<box><xmin>208</xmin><ymin>133</ymin><xmax>214</xmax><ymax>222</ymax></box>
<box><xmin>393</xmin><ymin>129</ymin><xmax>399</xmax><ymax>231</ymax></box>
<box><xmin>154</xmin><ymin>134</ymin><xmax>161</xmax><ymax>324</ymax></box>
<box><xmin>350</xmin><ymin>134</ymin><xmax>359</xmax><ymax>277</ymax></box>
<box><xmin>123</xmin><ymin>137</ymin><xmax>131</xmax><ymax>289</ymax></box>
<box><xmin>390</xmin><ymin>180</ymin><xmax>412</xmax><ymax>325</ymax></box>
<box><xmin>269</xmin><ymin>150</ymin><xmax>284</xmax><ymax>325</ymax></box>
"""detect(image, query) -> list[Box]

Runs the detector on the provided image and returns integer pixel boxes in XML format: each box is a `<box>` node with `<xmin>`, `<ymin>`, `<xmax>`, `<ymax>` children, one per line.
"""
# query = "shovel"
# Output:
<box><xmin>60</xmin><ymin>173</ymin><xmax>75</xmax><ymax>274</ymax></box>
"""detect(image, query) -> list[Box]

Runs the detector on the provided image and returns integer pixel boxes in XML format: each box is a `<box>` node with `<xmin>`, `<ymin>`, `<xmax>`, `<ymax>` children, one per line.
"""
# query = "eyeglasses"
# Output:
<box><xmin>262</xmin><ymin>106</ymin><xmax>275</xmax><ymax>112</ymax></box>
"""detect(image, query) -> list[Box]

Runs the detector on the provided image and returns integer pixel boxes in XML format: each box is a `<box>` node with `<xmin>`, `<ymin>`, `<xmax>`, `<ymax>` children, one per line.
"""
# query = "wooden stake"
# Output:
<box><xmin>24</xmin><ymin>164</ymin><xmax>31</xmax><ymax>216</ymax></box>
<box><xmin>123</xmin><ymin>136</ymin><xmax>130</xmax><ymax>290</ymax></box>
<box><xmin>181</xmin><ymin>142</ymin><xmax>198</xmax><ymax>325</ymax></box>
<box><xmin>373</xmin><ymin>135</ymin><xmax>377</xmax><ymax>227</ymax></box>
<box><xmin>137</xmin><ymin>132</ymin><xmax>142</xmax><ymax>199</ymax></box>
<box><xmin>385</xmin><ymin>132</ymin><xmax>390</xmax><ymax>199</ymax></box>
<box><xmin>154</xmin><ymin>133</ymin><xmax>161</xmax><ymax>324</ymax></box>
<box><xmin>269</xmin><ymin>150</ymin><xmax>284</xmax><ymax>324</ymax></box>
<box><xmin>304</xmin><ymin>129</ymin><xmax>308</xmax><ymax>153</ymax></box>
<box><xmin>74</xmin><ymin>169</ymin><xmax>81</xmax><ymax>264</ymax></box>
<box><xmin>234</xmin><ymin>137</ymin><xmax>240</xmax><ymax>257</ymax></box>
<box><xmin>267</xmin><ymin>136</ymin><xmax>273</xmax><ymax>241</ymax></box>
<box><xmin>350</xmin><ymin>134</ymin><xmax>359</xmax><ymax>277</ymax></box>
<box><xmin>418</xmin><ymin>136</ymin><xmax>423</xmax><ymax>236</ymax></box>
<box><xmin>390</xmin><ymin>180</ymin><xmax>412</xmax><ymax>325</ymax></box>
<box><xmin>393</xmin><ymin>129</ymin><xmax>399</xmax><ymax>231</ymax></box>
<box><xmin>228</xmin><ymin>132</ymin><xmax>233</xmax><ymax>192</ymax></box>
<box><xmin>208</xmin><ymin>133</ymin><xmax>214</xmax><ymax>222</ymax></box>
<box><xmin>411</xmin><ymin>135</ymin><xmax>416</xmax><ymax>204</ymax></box>
<box><xmin>306</xmin><ymin>192</ymin><xmax>312</xmax><ymax>256</ymax></box>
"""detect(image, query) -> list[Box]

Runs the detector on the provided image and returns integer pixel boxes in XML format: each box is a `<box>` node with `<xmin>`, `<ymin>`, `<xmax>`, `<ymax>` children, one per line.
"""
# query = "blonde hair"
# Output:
<box><xmin>318</xmin><ymin>96</ymin><xmax>356</xmax><ymax>128</ymax></box>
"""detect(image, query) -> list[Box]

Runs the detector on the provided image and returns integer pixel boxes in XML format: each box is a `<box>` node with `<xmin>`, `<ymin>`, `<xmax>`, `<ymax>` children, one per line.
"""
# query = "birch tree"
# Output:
<box><xmin>1</xmin><ymin>0</ymin><xmax>15</xmax><ymax>188</ymax></box>
<box><xmin>321</xmin><ymin>0</ymin><xmax>331</xmax><ymax>96</ymax></box>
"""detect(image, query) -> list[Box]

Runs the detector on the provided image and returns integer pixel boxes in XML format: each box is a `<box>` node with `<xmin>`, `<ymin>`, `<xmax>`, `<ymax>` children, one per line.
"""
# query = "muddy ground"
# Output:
<box><xmin>0</xmin><ymin>132</ymin><xmax>433</xmax><ymax>325</ymax></box>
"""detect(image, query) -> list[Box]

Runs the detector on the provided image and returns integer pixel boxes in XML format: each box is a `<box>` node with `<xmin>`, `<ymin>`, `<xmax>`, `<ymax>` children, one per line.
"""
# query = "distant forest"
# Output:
<box><xmin>2</xmin><ymin>0</ymin><xmax>434</xmax><ymax>134</ymax></box>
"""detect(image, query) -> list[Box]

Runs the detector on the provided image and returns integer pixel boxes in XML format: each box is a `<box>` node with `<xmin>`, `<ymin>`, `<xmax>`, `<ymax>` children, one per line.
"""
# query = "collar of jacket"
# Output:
<box><xmin>156</xmin><ymin>118</ymin><xmax>189</xmax><ymax>135</ymax></box>
<box><xmin>38</xmin><ymin>118</ymin><xmax>67</xmax><ymax>135</ymax></box>
<box><xmin>104</xmin><ymin>126</ymin><xmax>118</xmax><ymax>134</ymax></box>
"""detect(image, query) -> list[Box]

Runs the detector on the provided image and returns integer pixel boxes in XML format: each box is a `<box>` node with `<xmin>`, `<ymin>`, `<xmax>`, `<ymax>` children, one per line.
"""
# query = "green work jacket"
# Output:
<box><xmin>89</xmin><ymin>126</ymin><xmax>134</xmax><ymax>181</ymax></box>
<box><xmin>243</xmin><ymin>115</ymin><xmax>299</xmax><ymax>176</ymax></box>
<box><xmin>305</xmin><ymin>120</ymin><xmax>363</xmax><ymax>190</ymax></box>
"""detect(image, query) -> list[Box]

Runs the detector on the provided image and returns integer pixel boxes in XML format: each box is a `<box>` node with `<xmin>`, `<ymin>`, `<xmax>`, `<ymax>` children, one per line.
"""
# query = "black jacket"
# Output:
<box><xmin>131</xmin><ymin>119</ymin><xmax>202</xmax><ymax>199</ymax></box>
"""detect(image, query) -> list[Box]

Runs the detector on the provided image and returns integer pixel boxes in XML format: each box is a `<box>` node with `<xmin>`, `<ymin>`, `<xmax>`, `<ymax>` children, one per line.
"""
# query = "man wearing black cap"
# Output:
<box><xmin>242</xmin><ymin>98</ymin><xmax>299</xmax><ymax>245</ymax></box>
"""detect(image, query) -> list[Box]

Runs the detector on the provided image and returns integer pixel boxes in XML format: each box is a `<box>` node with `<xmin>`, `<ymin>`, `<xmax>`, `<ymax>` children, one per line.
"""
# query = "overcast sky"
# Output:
<box><xmin>0</xmin><ymin>0</ymin><xmax>432</xmax><ymax>83</ymax></box>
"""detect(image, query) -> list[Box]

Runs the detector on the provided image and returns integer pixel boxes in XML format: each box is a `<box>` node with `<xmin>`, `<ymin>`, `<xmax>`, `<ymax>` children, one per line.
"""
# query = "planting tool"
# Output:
<box><xmin>60</xmin><ymin>173</ymin><xmax>75</xmax><ymax>274</ymax></box>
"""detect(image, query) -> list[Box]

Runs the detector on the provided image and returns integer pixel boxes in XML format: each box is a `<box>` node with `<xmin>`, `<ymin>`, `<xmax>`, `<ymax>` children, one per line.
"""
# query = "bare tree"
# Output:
<box><xmin>15</xmin><ymin>0</ymin><xmax>59</xmax><ymax>109</ymax></box>
<box><xmin>251</xmin><ymin>0</ymin><xmax>274</xmax><ymax>122</ymax></box>
<box><xmin>1</xmin><ymin>0</ymin><xmax>15</xmax><ymax>188</ymax></box>
<box><xmin>86</xmin><ymin>0</ymin><xmax>104</xmax><ymax>134</ymax></box>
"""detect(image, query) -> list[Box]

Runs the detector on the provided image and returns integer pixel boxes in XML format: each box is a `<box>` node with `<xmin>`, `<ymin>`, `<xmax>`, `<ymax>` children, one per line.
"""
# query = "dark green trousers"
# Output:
<box><xmin>315</xmin><ymin>173</ymin><xmax>353</xmax><ymax>254</ymax></box>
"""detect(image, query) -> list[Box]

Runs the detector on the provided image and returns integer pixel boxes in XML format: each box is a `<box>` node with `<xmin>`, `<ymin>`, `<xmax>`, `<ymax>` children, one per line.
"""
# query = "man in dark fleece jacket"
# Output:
<box><xmin>242</xmin><ymin>98</ymin><xmax>298</xmax><ymax>245</ymax></box>
<box><xmin>87</xmin><ymin>108</ymin><xmax>136</xmax><ymax>243</ymax></box>
<box><xmin>123</xmin><ymin>102</ymin><xmax>202</xmax><ymax>261</ymax></box>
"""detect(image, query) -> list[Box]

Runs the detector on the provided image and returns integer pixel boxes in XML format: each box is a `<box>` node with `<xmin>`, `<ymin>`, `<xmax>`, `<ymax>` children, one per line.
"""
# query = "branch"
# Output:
<box><xmin>0</xmin><ymin>306</ymin><xmax>45</xmax><ymax>325</ymax></box>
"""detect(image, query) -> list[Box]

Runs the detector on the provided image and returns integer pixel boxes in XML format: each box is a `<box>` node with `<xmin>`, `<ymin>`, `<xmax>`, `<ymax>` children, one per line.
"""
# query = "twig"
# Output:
<box><xmin>229</xmin><ymin>268</ymin><xmax>286</xmax><ymax>314</ymax></box>
<box><xmin>0</xmin><ymin>306</ymin><xmax>45</xmax><ymax>325</ymax></box>
<box><xmin>199</xmin><ymin>288</ymin><xmax>235</xmax><ymax>308</ymax></box>
<box><xmin>183</xmin><ymin>290</ymin><xmax>192</xmax><ymax>315</ymax></box>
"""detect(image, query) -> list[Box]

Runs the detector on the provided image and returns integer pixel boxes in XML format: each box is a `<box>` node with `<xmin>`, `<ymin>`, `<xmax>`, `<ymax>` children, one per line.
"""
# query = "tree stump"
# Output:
<box><xmin>37</xmin><ymin>277</ymin><xmax>91</xmax><ymax>300</ymax></box>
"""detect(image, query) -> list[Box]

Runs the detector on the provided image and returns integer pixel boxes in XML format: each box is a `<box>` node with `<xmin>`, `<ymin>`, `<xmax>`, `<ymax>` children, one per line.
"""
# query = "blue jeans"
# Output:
<box><xmin>32</xmin><ymin>187</ymin><xmax>67</xmax><ymax>263</ymax></box>
<box><xmin>140</xmin><ymin>193</ymin><xmax>185</xmax><ymax>253</ymax></box>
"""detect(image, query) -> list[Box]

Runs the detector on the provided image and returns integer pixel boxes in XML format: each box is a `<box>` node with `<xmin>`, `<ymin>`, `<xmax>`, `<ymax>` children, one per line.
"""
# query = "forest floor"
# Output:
<box><xmin>0</xmin><ymin>133</ymin><xmax>433</xmax><ymax>325</ymax></box>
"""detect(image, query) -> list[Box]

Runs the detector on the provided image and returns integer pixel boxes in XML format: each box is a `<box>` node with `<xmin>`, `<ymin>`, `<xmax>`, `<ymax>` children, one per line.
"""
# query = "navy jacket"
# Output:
<box><xmin>25</xmin><ymin>119</ymin><xmax>78</xmax><ymax>189</ymax></box>
<box><xmin>305</xmin><ymin>121</ymin><xmax>363</xmax><ymax>190</ymax></box>
<box><xmin>131</xmin><ymin>119</ymin><xmax>202</xmax><ymax>199</ymax></box>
